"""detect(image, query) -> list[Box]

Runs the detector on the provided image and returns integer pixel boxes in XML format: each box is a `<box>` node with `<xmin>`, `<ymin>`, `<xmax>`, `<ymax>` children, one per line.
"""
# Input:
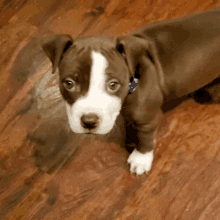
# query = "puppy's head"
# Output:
<box><xmin>42</xmin><ymin>35</ymin><xmax>130</xmax><ymax>134</ymax></box>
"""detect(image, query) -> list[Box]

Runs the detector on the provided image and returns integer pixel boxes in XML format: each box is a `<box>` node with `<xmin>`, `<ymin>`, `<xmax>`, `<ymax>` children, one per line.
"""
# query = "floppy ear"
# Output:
<box><xmin>116</xmin><ymin>35</ymin><xmax>166</xmax><ymax>104</ymax></box>
<box><xmin>116</xmin><ymin>35</ymin><xmax>166</xmax><ymax>91</ymax></box>
<box><xmin>42</xmin><ymin>34</ymin><xmax>73</xmax><ymax>73</ymax></box>
<box><xmin>116</xmin><ymin>36</ymin><xmax>149</xmax><ymax>79</ymax></box>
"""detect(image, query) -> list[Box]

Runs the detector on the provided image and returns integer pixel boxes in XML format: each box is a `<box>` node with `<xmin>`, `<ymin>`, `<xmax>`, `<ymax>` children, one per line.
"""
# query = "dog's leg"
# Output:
<box><xmin>126</xmin><ymin>108</ymin><xmax>161</xmax><ymax>175</ymax></box>
<box><xmin>127</xmin><ymin>124</ymin><xmax>157</xmax><ymax>175</ymax></box>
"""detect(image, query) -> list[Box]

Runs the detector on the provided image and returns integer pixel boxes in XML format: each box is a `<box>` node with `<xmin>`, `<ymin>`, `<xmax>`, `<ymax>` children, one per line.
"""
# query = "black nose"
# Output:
<box><xmin>81</xmin><ymin>113</ymin><xmax>99</xmax><ymax>129</ymax></box>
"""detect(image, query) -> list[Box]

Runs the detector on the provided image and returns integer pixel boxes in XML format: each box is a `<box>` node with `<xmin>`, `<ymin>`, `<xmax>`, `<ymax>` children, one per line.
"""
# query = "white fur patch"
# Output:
<box><xmin>66</xmin><ymin>51</ymin><xmax>121</xmax><ymax>134</ymax></box>
<box><xmin>127</xmin><ymin>149</ymin><xmax>154</xmax><ymax>175</ymax></box>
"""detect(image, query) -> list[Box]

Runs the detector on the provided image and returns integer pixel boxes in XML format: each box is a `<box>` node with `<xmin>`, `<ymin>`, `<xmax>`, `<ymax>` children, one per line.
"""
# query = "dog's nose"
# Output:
<box><xmin>81</xmin><ymin>113</ymin><xmax>99</xmax><ymax>129</ymax></box>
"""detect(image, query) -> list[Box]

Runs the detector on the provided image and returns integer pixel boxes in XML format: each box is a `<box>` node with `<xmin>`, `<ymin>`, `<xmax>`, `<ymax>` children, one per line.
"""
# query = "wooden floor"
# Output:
<box><xmin>1</xmin><ymin>0</ymin><xmax>220</xmax><ymax>219</ymax></box>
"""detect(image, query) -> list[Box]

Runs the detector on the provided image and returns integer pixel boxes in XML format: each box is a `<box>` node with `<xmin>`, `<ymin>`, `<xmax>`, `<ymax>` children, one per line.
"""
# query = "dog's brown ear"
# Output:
<box><xmin>116</xmin><ymin>35</ymin><xmax>167</xmax><ymax>95</ymax></box>
<box><xmin>42</xmin><ymin>34</ymin><xmax>73</xmax><ymax>73</ymax></box>
<box><xmin>116</xmin><ymin>36</ymin><xmax>149</xmax><ymax>79</ymax></box>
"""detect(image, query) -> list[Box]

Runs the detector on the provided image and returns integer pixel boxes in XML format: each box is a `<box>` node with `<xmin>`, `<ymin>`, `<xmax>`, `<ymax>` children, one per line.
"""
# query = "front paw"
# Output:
<box><xmin>127</xmin><ymin>149</ymin><xmax>153</xmax><ymax>175</ymax></box>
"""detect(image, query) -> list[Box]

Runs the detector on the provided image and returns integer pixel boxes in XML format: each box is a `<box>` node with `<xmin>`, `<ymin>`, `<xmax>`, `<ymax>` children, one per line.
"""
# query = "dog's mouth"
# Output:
<box><xmin>83</xmin><ymin>130</ymin><xmax>108</xmax><ymax>135</ymax></box>
<box><xmin>85</xmin><ymin>131</ymin><xmax>94</xmax><ymax>134</ymax></box>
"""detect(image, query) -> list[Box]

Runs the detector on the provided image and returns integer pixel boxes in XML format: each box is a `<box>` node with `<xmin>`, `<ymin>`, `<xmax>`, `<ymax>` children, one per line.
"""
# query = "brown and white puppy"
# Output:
<box><xmin>42</xmin><ymin>7</ymin><xmax>220</xmax><ymax>175</ymax></box>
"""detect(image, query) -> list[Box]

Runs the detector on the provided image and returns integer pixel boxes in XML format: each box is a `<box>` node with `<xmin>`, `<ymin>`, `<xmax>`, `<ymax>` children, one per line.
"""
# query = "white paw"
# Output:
<box><xmin>127</xmin><ymin>149</ymin><xmax>154</xmax><ymax>175</ymax></box>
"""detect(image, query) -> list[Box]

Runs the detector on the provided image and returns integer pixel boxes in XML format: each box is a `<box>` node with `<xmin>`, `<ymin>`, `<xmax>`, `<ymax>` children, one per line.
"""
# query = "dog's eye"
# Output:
<box><xmin>107</xmin><ymin>80</ymin><xmax>120</xmax><ymax>92</ymax></box>
<box><xmin>63</xmin><ymin>79</ymin><xmax>75</xmax><ymax>91</ymax></box>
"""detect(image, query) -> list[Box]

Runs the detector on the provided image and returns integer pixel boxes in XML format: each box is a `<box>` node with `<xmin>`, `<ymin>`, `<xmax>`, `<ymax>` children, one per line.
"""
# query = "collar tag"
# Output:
<box><xmin>129</xmin><ymin>78</ymin><xmax>139</xmax><ymax>93</ymax></box>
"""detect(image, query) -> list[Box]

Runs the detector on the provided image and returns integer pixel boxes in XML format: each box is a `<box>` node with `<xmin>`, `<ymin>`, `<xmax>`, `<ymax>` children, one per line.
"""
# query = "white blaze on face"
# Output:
<box><xmin>66</xmin><ymin>51</ymin><xmax>122</xmax><ymax>134</ymax></box>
